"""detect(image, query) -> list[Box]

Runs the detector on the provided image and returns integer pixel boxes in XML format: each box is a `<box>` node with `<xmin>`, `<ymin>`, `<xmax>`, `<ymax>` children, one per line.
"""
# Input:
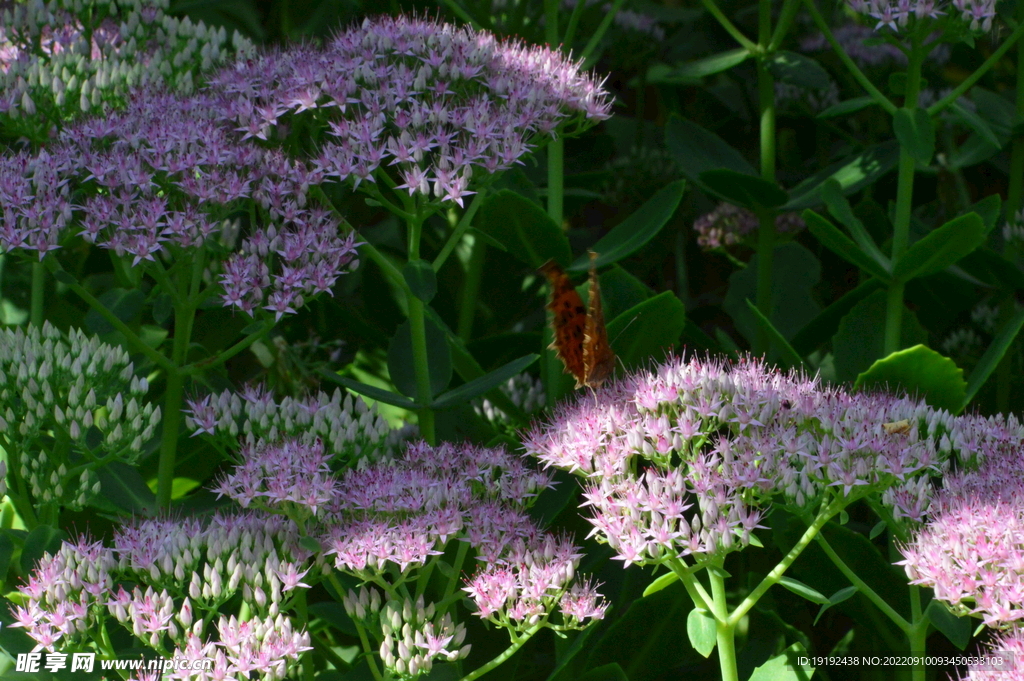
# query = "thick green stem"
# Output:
<box><xmin>457</xmin><ymin>235</ymin><xmax>486</xmax><ymax>341</ymax></box>
<box><xmin>884</xmin><ymin>35</ymin><xmax>925</xmax><ymax>356</ymax></box>
<box><xmin>407</xmin><ymin>213</ymin><xmax>436</xmax><ymax>445</ymax></box>
<box><xmin>908</xmin><ymin>586</ymin><xmax>927</xmax><ymax>681</ymax></box>
<box><xmin>709</xmin><ymin>566</ymin><xmax>739</xmax><ymax>681</ymax></box>
<box><xmin>30</xmin><ymin>261</ymin><xmax>44</xmax><ymax>327</ymax></box>
<box><xmin>754</xmin><ymin>6</ymin><xmax>777</xmax><ymax>356</ymax></box>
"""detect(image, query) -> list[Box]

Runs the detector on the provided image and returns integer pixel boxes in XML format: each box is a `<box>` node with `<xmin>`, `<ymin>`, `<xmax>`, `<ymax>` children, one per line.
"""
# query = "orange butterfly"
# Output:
<box><xmin>540</xmin><ymin>251</ymin><xmax>615</xmax><ymax>389</ymax></box>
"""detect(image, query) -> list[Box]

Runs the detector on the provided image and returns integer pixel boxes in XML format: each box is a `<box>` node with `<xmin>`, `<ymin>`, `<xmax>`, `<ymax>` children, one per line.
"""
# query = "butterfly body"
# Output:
<box><xmin>540</xmin><ymin>252</ymin><xmax>615</xmax><ymax>389</ymax></box>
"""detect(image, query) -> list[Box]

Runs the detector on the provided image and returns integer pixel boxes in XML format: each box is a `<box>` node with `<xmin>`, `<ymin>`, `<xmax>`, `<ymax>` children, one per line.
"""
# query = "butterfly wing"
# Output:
<box><xmin>540</xmin><ymin>260</ymin><xmax>588</xmax><ymax>387</ymax></box>
<box><xmin>582</xmin><ymin>251</ymin><xmax>615</xmax><ymax>388</ymax></box>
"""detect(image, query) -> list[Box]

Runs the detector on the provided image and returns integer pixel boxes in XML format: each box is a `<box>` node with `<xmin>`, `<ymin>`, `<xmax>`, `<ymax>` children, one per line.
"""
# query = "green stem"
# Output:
<box><xmin>457</xmin><ymin>236</ymin><xmax>486</xmax><ymax>342</ymax></box>
<box><xmin>156</xmin><ymin>366</ymin><xmax>184</xmax><ymax>509</ymax></box>
<box><xmin>699</xmin><ymin>0</ymin><xmax>757</xmax><ymax>52</ymax></box>
<box><xmin>440</xmin><ymin>540</ymin><xmax>471</xmax><ymax>617</ymax></box>
<box><xmin>802</xmin><ymin>0</ymin><xmax>897</xmax><ymax>114</ymax></box>
<box><xmin>908</xmin><ymin>586</ymin><xmax>927</xmax><ymax>681</ymax></box>
<box><xmin>754</xmin><ymin>0</ymin><xmax>777</xmax><ymax>356</ymax></box>
<box><xmin>544</xmin><ymin>0</ymin><xmax>559</xmax><ymax>46</ymax></box>
<box><xmin>580</xmin><ymin>0</ymin><xmax>629</xmax><ymax>63</ymax></box>
<box><xmin>562</xmin><ymin>0</ymin><xmax>587</xmax><ymax>49</ymax></box>
<box><xmin>354</xmin><ymin>619</ymin><xmax>386</xmax><ymax>681</ymax></box>
<box><xmin>433</xmin><ymin>190</ymin><xmax>487</xmax><ymax>272</ymax></box>
<box><xmin>768</xmin><ymin>0</ymin><xmax>801</xmax><ymax>51</ymax></box>
<box><xmin>457</xmin><ymin>628</ymin><xmax>540</xmax><ymax>681</ymax></box>
<box><xmin>182</xmin><ymin>322</ymin><xmax>271</xmax><ymax>376</ymax></box>
<box><xmin>44</xmin><ymin>260</ymin><xmax>175</xmax><ymax>373</ymax></box>
<box><xmin>927</xmin><ymin>20</ymin><xmax>1024</xmax><ymax>117</ymax></box>
<box><xmin>407</xmin><ymin>212</ymin><xmax>436</xmax><ymax>445</ymax></box>
<box><xmin>729</xmin><ymin>496</ymin><xmax>852</xmax><ymax>625</ymax></box>
<box><xmin>547</xmin><ymin>139</ymin><xmax>564</xmax><ymax>228</ymax></box>
<box><xmin>30</xmin><ymin>261</ymin><xmax>44</xmax><ymax>327</ymax></box>
<box><xmin>709</xmin><ymin>565</ymin><xmax>739</xmax><ymax>681</ymax></box>
<box><xmin>814</xmin><ymin>532</ymin><xmax>911</xmax><ymax>631</ymax></box>
<box><xmin>884</xmin><ymin>34</ymin><xmax>925</xmax><ymax>356</ymax></box>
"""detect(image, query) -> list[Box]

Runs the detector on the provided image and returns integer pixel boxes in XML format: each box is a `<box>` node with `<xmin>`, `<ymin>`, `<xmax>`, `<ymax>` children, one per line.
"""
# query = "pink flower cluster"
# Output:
<box><xmin>209</xmin><ymin>15</ymin><xmax>611</xmax><ymax>207</ymax></box>
<box><xmin>11</xmin><ymin>511</ymin><xmax>315</xmax><ymax>679</ymax></box>
<box><xmin>899</xmin><ymin>414</ymin><xmax>1024</xmax><ymax>629</ymax></box>
<box><xmin>524</xmin><ymin>356</ymin><xmax>971</xmax><ymax>567</ymax></box>
<box><xmin>693</xmin><ymin>203</ymin><xmax>805</xmax><ymax>251</ymax></box>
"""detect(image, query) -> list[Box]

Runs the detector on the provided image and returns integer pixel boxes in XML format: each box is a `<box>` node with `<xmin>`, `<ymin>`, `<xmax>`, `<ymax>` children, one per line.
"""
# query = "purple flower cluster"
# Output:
<box><xmin>899</xmin><ymin>414</ymin><xmax>1024</xmax><ymax>628</ymax></box>
<box><xmin>800</xmin><ymin>23</ymin><xmax>950</xmax><ymax>66</ymax></box>
<box><xmin>212</xmin><ymin>438</ymin><xmax>340</xmax><ymax>517</ymax></box>
<box><xmin>185</xmin><ymin>382</ymin><xmax>410</xmax><ymax>465</ymax></box>
<box><xmin>693</xmin><ymin>203</ymin><xmax>805</xmax><ymax>251</ymax></box>
<box><xmin>0</xmin><ymin>85</ymin><xmax>361</xmax><ymax>318</ymax></box>
<box><xmin>846</xmin><ymin>0</ymin><xmax>996</xmax><ymax>32</ymax></box>
<box><xmin>208</xmin><ymin>15</ymin><xmax>611</xmax><ymax>207</ymax></box>
<box><xmin>524</xmin><ymin>356</ymin><xmax>967</xmax><ymax>567</ymax></box>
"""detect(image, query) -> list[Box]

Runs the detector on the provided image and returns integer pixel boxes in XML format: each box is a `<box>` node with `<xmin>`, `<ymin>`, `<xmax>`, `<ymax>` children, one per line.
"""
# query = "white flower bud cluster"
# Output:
<box><xmin>0</xmin><ymin>322</ymin><xmax>159</xmax><ymax>510</ymax></box>
<box><xmin>0</xmin><ymin>0</ymin><xmax>255</xmax><ymax>129</ymax></box>
<box><xmin>473</xmin><ymin>374</ymin><xmax>545</xmax><ymax>427</ymax></box>
<box><xmin>185</xmin><ymin>385</ymin><xmax>411</xmax><ymax>467</ymax></box>
<box><xmin>348</xmin><ymin>589</ymin><xmax>470</xmax><ymax>679</ymax></box>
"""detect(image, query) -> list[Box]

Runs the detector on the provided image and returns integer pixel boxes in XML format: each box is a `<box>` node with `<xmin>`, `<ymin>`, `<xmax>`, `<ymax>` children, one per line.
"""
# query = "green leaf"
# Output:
<box><xmin>951</xmin><ymin>101</ymin><xmax>1001</xmax><ymax>149</ymax></box>
<box><xmin>820</xmin><ymin>180</ymin><xmax>891</xmax><ymax>272</ymax></box>
<box><xmin>319</xmin><ymin>373</ymin><xmax>419</xmax><ymax>410</ymax></box>
<box><xmin>961</xmin><ymin>306</ymin><xmax>1024</xmax><ymax>412</ymax></box>
<box><xmin>817</xmin><ymin>96</ymin><xmax>877</xmax><ymax>119</ymax></box>
<box><xmin>778</xmin><ymin>577</ymin><xmax>829</xmax><ymax>605</ymax></box>
<box><xmin>746</xmin><ymin>299</ymin><xmax>803</xmax><ymax>367</ymax></box>
<box><xmin>85</xmin><ymin>288</ymin><xmax>145</xmax><ymax>335</ymax></box>
<box><xmin>687</xmin><ymin>608</ymin><xmax>718</xmax><ymax>657</ymax></box>
<box><xmin>21</xmin><ymin>525</ymin><xmax>66</xmax><ymax>574</ymax></box>
<box><xmin>959</xmin><ymin>246</ymin><xmax>1024</xmax><ymax>291</ymax></box>
<box><xmin>791</xmin><ymin>279</ymin><xmax>884</xmax><ymax>356</ymax></box>
<box><xmin>699</xmin><ymin>169</ymin><xmax>788</xmax><ymax>209</ymax></box>
<box><xmin>309</xmin><ymin>602</ymin><xmax>358</xmax><ymax>637</ymax></box>
<box><xmin>388</xmin><ymin>316</ymin><xmax>453</xmax><ymax>400</ymax></box>
<box><xmin>892</xmin><ymin>108</ymin><xmax>935</xmax><ymax>164</ymax></box>
<box><xmin>577</xmin><ymin>664</ymin><xmax>629</xmax><ymax>681</ymax></box>
<box><xmin>606</xmin><ymin>291</ymin><xmax>686</xmax><ymax>371</ymax></box>
<box><xmin>545</xmin><ymin>624</ymin><xmax>601</xmax><ymax>681</ymax></box>
<box><xmin>431</xmin><ymin>354</ymin><xmax>539</xmax><ymax>409</ymax></box>
<box><xmin>748</xmin><ymin>643</ymin><xmax>815</xmax><ymax>681</ymax></box>
<box><xmin>784</xmin><ymin>142</ymin><xmax>899</xmax><ymax>210</ymax></box>
<box><xmin>598</xmin><ymin>265</ymin><xmax>653</xmax><ymax>321</ymax></box>
<box><xmin>855</xmin><ymin>345</ymin><xmax>967</xmax><ymax>412</ymax></box>
<box><xmin>971</xmin><ymin>88</ymin><xmax>1017</xmax><ymax>140</ymax></box>
<box><xmin>94</xmin><ymin>462</ymin><xmax>158</xmax><ymax>515</ymax></box>
<box><xmin>969</xmin><ymin>194</ymin><xmax>1002</xmax><ymax>234</ymax></box>
<box><xmin>653</xmin><ymin>48</ymin><xmax>751</xmax><ymax>81</ymax></box>
<box><xmin>403</xmin><ymin>260</ymin><xmax>437</xmax><ymax>303</ymax></box>
<box><xmin>665</xmin><ymin>115</ymin><xmax>757</xmax><ymax>180</ymax></box>
<box><xmin>803</xmin><ymin>210</ymin><xmax>891</xmax><ymax>281</ymax></box>
<box><xmin>891</xmin><ymin>213</ymin><xmax>985</xmax><ymax>283</ymax></box>
<box><xmin>832</xmin><ymin>290</ymin><xmax>927</xmax><ymax>383</ymax></box>
<box><xmin>643</xmin><ymin>571</ymin><xmax>681</xmax><ymax>597</ymax></box>
<box><xmin>475</xmin><ymin>190</ymin><xmax>572</xmax><ymax>268</ymax></box>
<box><xmin>768</xmin><ymin>51</ymin><xmax>831</xmax><ymax>90</ymax></box>
<box><xmin>949</xmin><ymin>132</ymin><xmax>1001</xmax><ymax>170</ymax></box>
<box><xmin>725</xmin><ymin>243</ymin><xmax>822</xmax><ymax>351</ymax></box>
<box><xmin>813</xmin><ymin>587</ymin><xmax>859</xmax><ymax>625</ymax></box>
<box><xmin>569</xmin><ymin>180</ymin><xmax>685</xmax><ymax>271</ymax></box>
<box><xmin>925</xmin><ymin>600</ymin><xmax>971</xmax><ymax>650</ymax></box>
